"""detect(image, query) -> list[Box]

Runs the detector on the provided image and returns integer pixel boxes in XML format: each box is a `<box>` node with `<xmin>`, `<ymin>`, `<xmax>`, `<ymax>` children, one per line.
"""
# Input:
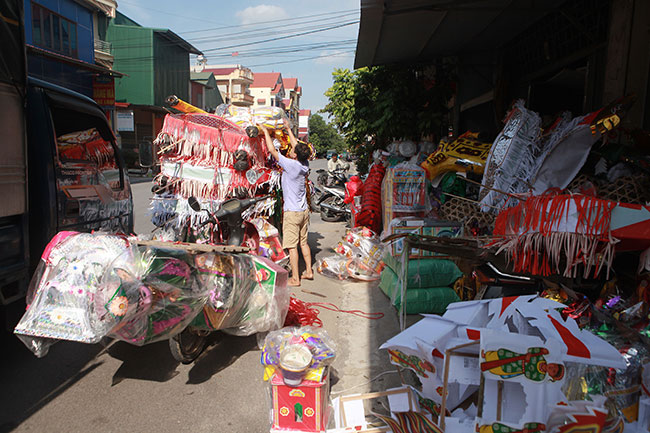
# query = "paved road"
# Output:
<box><xmin>0</xmin><ymin>159</ymin><xmax>402</xmax><ymax>433</ymax></box>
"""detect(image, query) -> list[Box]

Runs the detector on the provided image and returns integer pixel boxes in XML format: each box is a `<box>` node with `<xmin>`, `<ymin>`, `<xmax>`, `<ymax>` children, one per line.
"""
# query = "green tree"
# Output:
<box><xmin>323</xmin><ymin>64</ymin><xmax>453</xmax><ymax>173</ymax></box>
<box><xmin>308</xmin><ymin>113</ymin><xmax>345</xmax><ymax>153</ymax></box>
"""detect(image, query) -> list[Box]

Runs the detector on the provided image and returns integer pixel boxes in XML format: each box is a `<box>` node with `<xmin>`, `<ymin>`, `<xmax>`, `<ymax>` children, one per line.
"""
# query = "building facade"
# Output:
<box><xmin>250</xmin><ymin>72</ymin><xmax>285</xmax><ymax>108</ymax></box>
<box><xmin>23</xmin><ymin>0</ymin><xmax>120</xmax><ymax>106</ymax></box>
<box><xmin>199</xmin><ymin>64</ymin><xmax>254</xmax><ymax>107</ymax></box>
<box><xmin>190</xmin><ymin>71</ymin><xmax>223</xmax><ymax>112</ymax></box>
<box><xmin>282</xmin><ymin>77</ymin><xmax>301</xmax><ymax>129</ymax></box>
<box><xmin>107</xmin><ymin>11</ymin><xmax>201</xmax><ymax>164</ymax></box>
<box><xmin>298</xmin><ymin>109</ymin><xmax>311</xmax><ymax>142</ymax></box>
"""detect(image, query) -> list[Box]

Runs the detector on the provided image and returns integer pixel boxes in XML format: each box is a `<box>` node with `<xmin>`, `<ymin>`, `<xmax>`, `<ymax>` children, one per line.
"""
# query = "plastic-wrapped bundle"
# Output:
<box><xmin>317</xmin><ymin>227</ymin><xmax>385</xmax><ymax>281</ymax></box>
<box><xmin>191</xmin><ymin>254</ymin><xmax>289</xmax><ymax>336</ymax></box>
<box><xmin>260</xmin><ymin>326</ymin><xmax>336</xmax><ymax>383</ymax></box>
<box><xmin>97</xmin><ymin>245</ymin><xmax>210</xmax><ymax>346</ymax></box>
<box><xmin>216</xmin><ymin>104</ymin><xmax>289</xmax><ymax>131</ymax></box>
<box><xmin>14</xmin><ymin>232</ymin><xmax>130</xmax><ymax>356</ymax></box>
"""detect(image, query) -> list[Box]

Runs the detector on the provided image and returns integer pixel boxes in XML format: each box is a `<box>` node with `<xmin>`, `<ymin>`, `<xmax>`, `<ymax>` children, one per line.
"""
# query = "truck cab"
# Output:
<box><xmin>0</xmin><ymin>78</ymin><xmax>133</xmax><ymax>326</ymax></box>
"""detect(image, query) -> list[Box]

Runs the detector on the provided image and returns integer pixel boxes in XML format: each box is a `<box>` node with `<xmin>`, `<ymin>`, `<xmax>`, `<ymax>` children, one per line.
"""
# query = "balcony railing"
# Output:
<box><xmin>231</xmin><ymin>92</ymin><xmax>254</xmax><ymax>105</ymax></box>
<box><xmin>94</xmin><ymin>39</ymin><xmax>112</xmax><ymax>56</ymax></box>
<box><xmin>232</xmin><ymin>68</ymin><xmax>253</xmax><ymax>81</ymax></box>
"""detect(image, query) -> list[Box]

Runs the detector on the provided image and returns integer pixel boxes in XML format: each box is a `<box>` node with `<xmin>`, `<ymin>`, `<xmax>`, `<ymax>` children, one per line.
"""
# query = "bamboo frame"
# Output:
<box><xmin>438</xmin><ymin>340</ymin><xmax>481</xmax><ymax>431</ymax></box>
<box><xmin>338</xmin><ymin>387</ymin><xmax>417</xmax><ymax>433</ymax></box>
<box><xmin>135</xmin><ymin>239</ymin><xmax>249</xmax><ymax>253</ymax></box>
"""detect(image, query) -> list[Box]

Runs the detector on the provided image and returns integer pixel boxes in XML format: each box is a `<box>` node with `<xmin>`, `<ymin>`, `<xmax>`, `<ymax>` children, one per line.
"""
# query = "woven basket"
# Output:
<box><xmin>568</xmin><ymin>174</ymin><xmax>650</xmax><ymax>204</ymax></box>
<box><xmin>439</xmin><ymin>197</ymin><xmax>495</xmax><ymax>234</ymax></box>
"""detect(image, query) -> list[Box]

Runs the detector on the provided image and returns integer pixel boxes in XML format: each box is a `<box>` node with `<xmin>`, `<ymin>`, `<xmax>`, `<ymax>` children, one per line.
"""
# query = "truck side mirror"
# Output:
<box><xmin>139</xmin><ymin>140</ymin><xmax>154</xmax><ymax>168</ymax></box>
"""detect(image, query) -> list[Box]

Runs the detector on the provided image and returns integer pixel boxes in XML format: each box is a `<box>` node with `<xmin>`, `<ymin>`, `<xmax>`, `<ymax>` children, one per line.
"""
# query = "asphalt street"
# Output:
<box><xmin>0</xmin><ymin>159</ymin><xmax>403</xmax><ymax>433</ymax></box>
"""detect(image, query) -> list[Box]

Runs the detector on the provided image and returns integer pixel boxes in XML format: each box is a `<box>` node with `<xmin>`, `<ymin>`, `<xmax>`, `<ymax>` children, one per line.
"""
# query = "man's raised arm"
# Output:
<box><xmin>260</xmin><ymin>124</ymin><xmax>279</xmax><ymax>161</ymax></box>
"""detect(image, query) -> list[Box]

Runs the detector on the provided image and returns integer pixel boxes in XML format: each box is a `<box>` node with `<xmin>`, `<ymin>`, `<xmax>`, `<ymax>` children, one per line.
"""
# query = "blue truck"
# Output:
<box><xmin>0</xmin><ymin>1</ymin><xmax>133</xmax><ymax>330</ymax></box>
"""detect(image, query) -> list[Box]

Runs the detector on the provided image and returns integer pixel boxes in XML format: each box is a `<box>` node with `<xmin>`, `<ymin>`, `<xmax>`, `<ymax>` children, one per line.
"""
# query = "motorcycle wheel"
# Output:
<box><xmin>317</xmin><ymin>173</ymin><xmax>328</xmax><ymax>187</ymax></box>
<box><xmin>320</xmin><ymin>195</ymin><xmax>343</xmax><ymax>222</ymax></box>
<box><xmin>169</xmin><ymin>328</ymin><xmax>209</xmax><ymax>364</ymax></box>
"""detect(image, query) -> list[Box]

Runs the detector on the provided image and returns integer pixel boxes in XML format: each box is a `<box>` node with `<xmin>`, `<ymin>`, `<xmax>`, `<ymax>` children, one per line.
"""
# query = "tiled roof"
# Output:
<box><xmin>299</xmin><ymin>109</ymin><xmax>311</xmax><ymax>116</ymax></box>
<box><xmin>205</xmin><ymin>67</ymin><xmax>236</xmax><ymax>76</ymax></box>
<box><xmin>251</xmin><ymin>72</ymin><xmax>281</xmax><ymax>88</ymax></box>
<box><xmin>283</xmin><ymin>78</ymin><xmax>298</xmax><ymax>90</ymax></box>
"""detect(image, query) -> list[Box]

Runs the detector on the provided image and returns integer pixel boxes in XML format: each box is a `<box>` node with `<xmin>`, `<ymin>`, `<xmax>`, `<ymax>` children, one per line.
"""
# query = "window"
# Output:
<box><xmin>32</xmin><ymin>3</ymin><xmax>77</xmax><ymax>57</ymax></box>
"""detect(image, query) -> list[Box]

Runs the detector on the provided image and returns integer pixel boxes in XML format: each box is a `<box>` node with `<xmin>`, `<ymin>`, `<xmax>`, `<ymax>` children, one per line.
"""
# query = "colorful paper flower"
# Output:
<box><xmin>109</xmin><ymin>296</ymin><xmax>128</xmax><ymax>317</ymax></box>
<box><xmin>49</xmin><ymin>308</ymin><xmax>66</xmax><ymax>324</ymax></box>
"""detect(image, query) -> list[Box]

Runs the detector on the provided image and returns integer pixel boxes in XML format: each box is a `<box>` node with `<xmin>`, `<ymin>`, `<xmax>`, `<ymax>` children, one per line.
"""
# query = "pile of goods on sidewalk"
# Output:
<box><xmin>316</xmin><ymin>227</ymin><xmax>385</xmax><ymax>281</ymax></box>
<box><xmin>14</xmin><ymin>232</ymin><xmax>289</xmax><ymax>358</ymax></box>
<box><xmin>379</xmin><ymin>295</ymin><xmax>647</xmax><ymax>432</ymax></box>
<box><xmin>313</xmin><ymin>94</ymin><xmax>650</xmax><ymax>431</ymax></box>
<box><xmin>259</xmin><ymin>326</ymin><xmax>336</xmax><ymax>432</ymax></box>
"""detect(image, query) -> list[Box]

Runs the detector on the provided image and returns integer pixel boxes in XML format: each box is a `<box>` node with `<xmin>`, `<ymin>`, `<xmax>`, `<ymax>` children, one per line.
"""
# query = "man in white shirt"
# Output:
<box><xmin>327</xmin><ymin>154</ymin><xmax>348</xmax><ymax>185</ymax></box>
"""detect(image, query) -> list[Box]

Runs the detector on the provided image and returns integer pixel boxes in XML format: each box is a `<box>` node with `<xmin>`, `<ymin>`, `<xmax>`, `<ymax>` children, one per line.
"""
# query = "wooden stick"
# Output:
<box><xmin>440</xmin><ymin>348</ymin><xmax>452</xmax><ymax>430</ymax></box>
<box><xmin>441</xmin><ymin>191</ymin><xmax>502</xmax><ymax>211</ymax></box>
<box><xmin>477</xmin><ymin>374</ymin><xmax>485</xmax><ymax>418</ymax></box>
<box><xmin>463</xmin><ymin>176</ymin><xmax>524</xmax><ymax>201</ymax></box>
<box><xmin>497</xmin><ymin>380</ymin><xmax>503</xmax><ymax>421</ymax></box>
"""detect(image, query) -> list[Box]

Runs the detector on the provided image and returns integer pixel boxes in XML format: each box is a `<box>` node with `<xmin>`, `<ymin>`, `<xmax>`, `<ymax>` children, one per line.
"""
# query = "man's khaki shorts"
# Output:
<box><xmin>282</xmin><ymin>209</ymin><xmax>310</xmax><ymax>249</ymax></box>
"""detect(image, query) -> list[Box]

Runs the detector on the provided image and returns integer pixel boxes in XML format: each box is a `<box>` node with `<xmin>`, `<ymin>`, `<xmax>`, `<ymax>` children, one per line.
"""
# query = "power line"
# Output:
<box><xmin>179</xmin><ymin>9</ymin><xmax>359</xmax><ymax>35</ymax></box>
<box><xmin>202</xmin><ymin>21</ymin><xmax>359</xmax><ymax>53</ymax></box>
<box><xmin>117</xmin><ymin>0</ymin><xmax>230</xmax><ymax>26</ymax></box>
<box><xmin>113</xmin><ymin>40</ymin><xmax>357</xmax><ymax>62</ymax></box>
<box><xmin>184</xmin><ymin>13</ymin><xmax>358</xmax><ymax>44</ymax></box>
<box><xmin>107</xmin><ymin>12</ymin><xmax>358</xmax><ymax>48</ymax></box>
<box><xmin>247</xmin><ymin>50</ymin><xmax>356</xmax><ymax>68</ymax></box>
<box><xmin>107</xmin><ymin>14</ymin><xmax>358</xmax><ymax>57</ymax></box>
<box><xmin>109</xmin><ymin>50</ymin><xmax>356</xmax><ymax>73</ymax></box>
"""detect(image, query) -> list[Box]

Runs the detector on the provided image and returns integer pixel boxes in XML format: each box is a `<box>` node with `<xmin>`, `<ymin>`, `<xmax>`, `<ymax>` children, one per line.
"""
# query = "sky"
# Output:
<box><xmin>116</xmin><ymin>0</ymin><xmax>361</xmax><ymax>113</ymax></box>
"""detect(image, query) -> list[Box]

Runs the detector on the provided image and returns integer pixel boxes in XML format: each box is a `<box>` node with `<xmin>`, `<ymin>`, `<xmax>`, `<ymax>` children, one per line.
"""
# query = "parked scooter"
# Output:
<box><xmin>316</xmin><ymin>167</ymin><xmax>348</xmax><ymax>188</ymax></box>
<box><xmin>317</xmin><ymin>184</ymin><xmax>350</xmax><ymax>222</ymax></box>
<box><xmin>168</xmin><ymin>195</ymin><xmax>268</xmax><ymax>363</ymax></box>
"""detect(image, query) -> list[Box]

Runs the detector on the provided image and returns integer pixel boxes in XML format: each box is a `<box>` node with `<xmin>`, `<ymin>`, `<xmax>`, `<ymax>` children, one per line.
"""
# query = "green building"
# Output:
<box><xmin>190</xmin><ymin>71</ymin><xmax>224</xmax><ymax>113</ymax></box>
<box><xmin>106</xmin><ymin>12</ymin><xmax>201</xmax><ymax>163</ymax></box>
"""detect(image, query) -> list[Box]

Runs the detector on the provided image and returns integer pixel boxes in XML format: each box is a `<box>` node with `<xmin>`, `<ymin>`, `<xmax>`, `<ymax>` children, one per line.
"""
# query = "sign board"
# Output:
<box><xmin>116</xmin><ymin>110</ymin><xmax>134</xmax><ymax>132</ymax></box>
<box><xmin>92</xmin><ymin>76</ymin><xmax>115</xmax><ymax>106</ymax></box>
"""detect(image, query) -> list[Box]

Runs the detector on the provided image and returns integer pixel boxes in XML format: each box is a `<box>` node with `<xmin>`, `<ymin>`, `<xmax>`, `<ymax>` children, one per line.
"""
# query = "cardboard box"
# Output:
<box><xmin>381</xmin><ymin>165</ymin><xmax>428</xmax><ymax>233</ymax></box>
<box><xmin>271</xmin><ymin>372</ymin><xmax>330</xmax><ymax>432</ymax></box>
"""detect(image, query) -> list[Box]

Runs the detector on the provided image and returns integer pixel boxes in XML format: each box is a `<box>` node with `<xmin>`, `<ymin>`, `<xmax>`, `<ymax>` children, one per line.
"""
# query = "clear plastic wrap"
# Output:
<box><xmin>260</xmin><ymin>326</ymin><xmax>336</xmax><ymax>383</ymax></box>
<box><xmin>317</xmin><ymin>227</ymin><xmax>385</xmax><ymax>281</ymax></box>
<box><xmin>15</xmin><ymin>231</ymin><xmax>290</xmax><ymax>356</ymax></box>
<box><xmin>216</xmin><ymin>104</ymin><xmax>289</xmax><ymax>130</ymax></box>
<box><xmin>97</xmin><ymin>245</ymin><xmax>209</xmax><ymax>346</ymax></box>
<box><xmin>193</xmin><ymin>254</ymin><xmax>288</xmax><ymax>336</ymax></box>
<box><xmin>14</xmin><ymin>232</ymin><xmax>130</xmax><ymax>356</ymax></box>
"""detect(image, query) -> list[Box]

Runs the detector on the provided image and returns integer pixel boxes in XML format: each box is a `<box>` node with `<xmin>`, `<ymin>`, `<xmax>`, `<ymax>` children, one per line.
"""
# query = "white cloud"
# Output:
<box><xmin>236</xmin><ymin>5</ymin><xmax>289</xmax><ymax>25</ymax></box>
<box><xmin>314</xmin><ymin>50</ymin><xmax>354</xmax><ymax>65</ymax></box>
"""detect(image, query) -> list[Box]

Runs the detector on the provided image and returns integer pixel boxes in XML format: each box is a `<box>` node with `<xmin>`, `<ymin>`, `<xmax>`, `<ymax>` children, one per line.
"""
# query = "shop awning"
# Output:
<box><xmin>354</xmin><ymin>0</ymin><xmax>567</xmax><ymax>69</ymax></box>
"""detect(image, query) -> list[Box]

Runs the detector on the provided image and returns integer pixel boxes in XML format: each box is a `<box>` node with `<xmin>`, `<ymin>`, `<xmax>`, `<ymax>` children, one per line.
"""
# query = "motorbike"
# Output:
<box><xmin>168</xmin><ymin>195</ymin><xmax>268</xmax><ymax>364</ymax></box>
<box><xmin>316</xmin><ymin>167</ymin><xmax>348</xmax><ymax>188</ymax></box>
<box><xmin>317</xmin><ymin>184</ymin><xmax>350</xmax><ymax>222</ymax></box>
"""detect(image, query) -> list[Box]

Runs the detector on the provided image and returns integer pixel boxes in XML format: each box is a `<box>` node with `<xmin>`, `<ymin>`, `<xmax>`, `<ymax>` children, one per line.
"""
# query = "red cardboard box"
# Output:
<box><xmin>271</xmin><ymin>371</ymin><xmax>329</xmax><ymax>432</ymax></box>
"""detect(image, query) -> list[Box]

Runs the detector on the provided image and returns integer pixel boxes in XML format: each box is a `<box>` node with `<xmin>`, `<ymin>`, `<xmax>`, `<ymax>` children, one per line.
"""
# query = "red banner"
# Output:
<box><xmin>93</xmin><ymin>76</ymin><xmax>115</xmax><ymax>106</ymax></box>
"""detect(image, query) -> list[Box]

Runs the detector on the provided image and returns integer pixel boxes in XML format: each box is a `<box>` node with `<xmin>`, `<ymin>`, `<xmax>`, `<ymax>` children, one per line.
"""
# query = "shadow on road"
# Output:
<box><xmin>308</xmin><ymin>230</ymin><xmax>325</xmax><ymax>259</ymax></box>
<box><xmin>107</xmin><ymin>340</ymin><xmax>181</xmax><ymax>385</ymax></box>
<box><xmin>0</xmin><ymin>333</ymin><xmax>108</xmax><ymax>433</ymax></box>
<box><xmin>186</xmin><ymin>333</ymin><xmax>258</xmax><ymax>385</ymax></box>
